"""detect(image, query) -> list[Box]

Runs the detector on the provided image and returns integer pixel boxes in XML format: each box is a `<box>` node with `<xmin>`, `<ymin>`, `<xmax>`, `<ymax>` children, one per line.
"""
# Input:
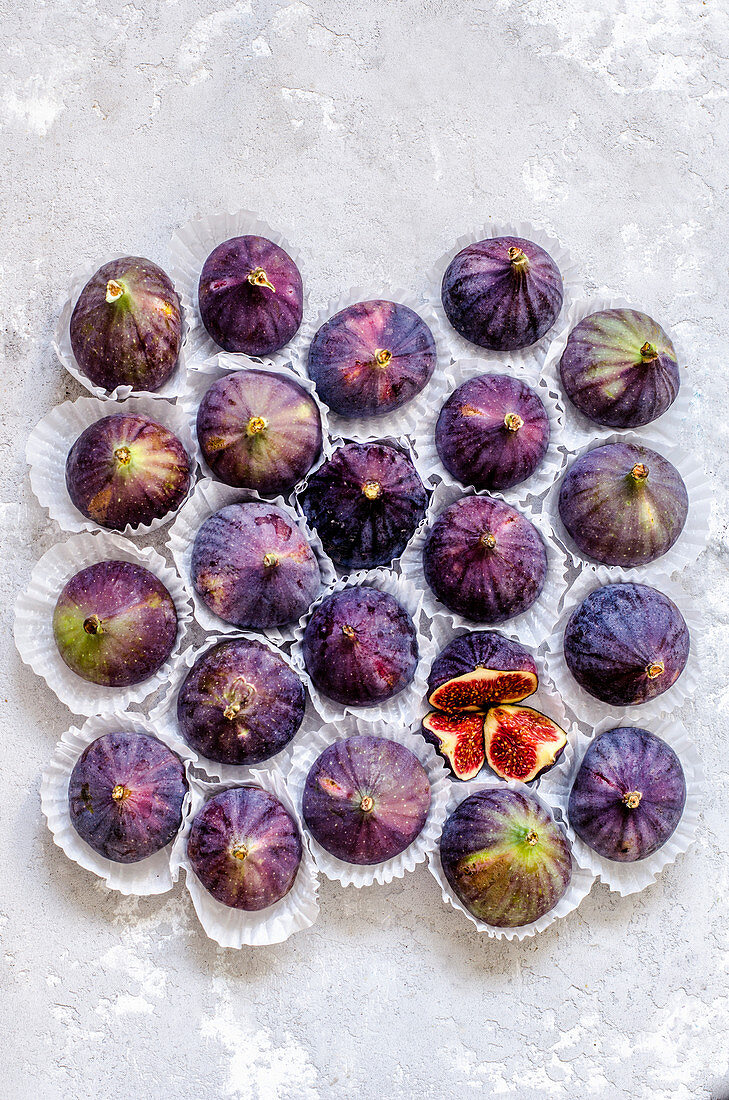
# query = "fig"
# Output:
<box><xmin>435</xmin><ymin>374</ymin><xmax>550</xmax><ymax>490</ymax></box>
<box><xmin>439</xmin><ymin>787</ymin><xmax>572</xmax><ymax>927</ymax></box>
<box><xmin>187</xmin><ymin>786</ymin><xmax>302</xmax><ymax>910</ymax></box>
<box><xmin>563</xmin><ymin>582</ymin><xmax>689</xmax><ymax>707</ymax></box>
<box><xmin>441</xmin><ymin>236</ymin><xmax>563</xmax><ymax>351</ymax></box>
<box><xmin>53</xmin><ymin>560</ymin><xmax>178</xmax><ymax>687</ymax></box>
<box><xmin>68</xmin><ymin>731</ymin><xmax>188</xmax><ymax>863</ymax></box>
<box><xmin>421</xmin><ymin>712</ymin><xmax>485</xmax><ymax>781</ymax></box>
<box><xmin>483</xmin><ymin>705</ymin><xmax>567</xmax><ymax>783</ymax></box>
<box><xmin>558</xmin><ymin>442</ymin><xmax>688</xmax><ymax>567</ymax></box>
<box><xmin>568</xmin><ymin>727</ymin><xmax>686</xmax><ymax>862</ymax></box>
<box><xmin>428</xmin><ymin>631</ymin><xmax>538</xmax><ymax>712</ymax></box>
<box><xmin>191</xmin><ymin>502</ymin><xmax>321</xmax><ymax>629</ymax></box>
<box><xmin>196</xmin><ymin>369</ymin><xmax>322</xmax><ymax>494</ymax></box>
<box><xmin>422</xmin><ymin>495</ymin><xmax>547</xmax><ymax>623</ymax></box>
<box><xmin>302</xmin><ymin>585</ymin><xmax>418</xmax><ymax>707</ymax></box>
<box><xmin>65</xmin><ymin>413</ymin><xmax>191</xmax><ymax>530</ymax></box>
<box><xmin>176</xmin><ymin>638</ymin><xmax>305</xmax><ymax>765</ymax></box>
<box><xmin>300</xmin><ymin>441</ymin><xmax>428</xmax><ymax>569</ymax></box>
<box><xmin>559</xmin><ymin>308</ymin><xmax>680</xmax><ymax>429</ymax></box>
<box><xmin>302</xmin><ymin>735</ymin><xmax>431</xmax><ymax>864</ymax></box>
<box><xmin>307</xmin><ymin>300</ymin><xmax>437</xmax><ymax>417</ymax></box>
<box><xmin>69</xmin><ymin>257</ymin><xmax>181</xmax><ymax>392</ymax></box>
<box><xmin>198</xmin><ymin>236</ymin><xmax>303</xmax><ymax>356</ymax></box>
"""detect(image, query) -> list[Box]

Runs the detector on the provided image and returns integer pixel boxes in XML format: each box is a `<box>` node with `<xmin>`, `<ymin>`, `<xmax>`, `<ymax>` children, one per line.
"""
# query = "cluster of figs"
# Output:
<box><xmin>31</xmin><ymin>222</ymin><xmax>695</xmax><ymax>935</ymax></box>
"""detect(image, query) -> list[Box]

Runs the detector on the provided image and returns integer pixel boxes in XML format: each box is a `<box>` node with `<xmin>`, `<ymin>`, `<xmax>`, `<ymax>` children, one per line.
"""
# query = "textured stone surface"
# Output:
<box><xmin>2</xmin><ymin>1</ymin><xmax>728</xmax><ymax>1097</ymax></box>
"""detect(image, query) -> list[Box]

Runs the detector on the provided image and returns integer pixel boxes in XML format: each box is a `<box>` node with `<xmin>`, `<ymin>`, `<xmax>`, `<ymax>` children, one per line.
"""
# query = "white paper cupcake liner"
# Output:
<box><xmin>543</xmin><ymin>566</ymin><xmax>701</xmax><ymax>726</ymax></box>
<box><xmin>290</xmin><ymin>283</ymin><xmax>454</xmax><ymax>443</ymax></box>
<box><xmin>548</xmin><ymin>715</ymin><xmax>703</xmax><ymax>895</ymax></box>
<box><xmin>412</xmin><ymin>356</ymin><xmax>567</xmax><ymax>505</ymax></box>
<box><xmin>545</xmin><ymin>430</ymin><xmax>711</xmax><ymax>580</ymax></box>
<box><xmin>290</xmin><ymin>567</ymin><xmax>436</xmax><ymax>728</ymax></box>
<box><xmin>424</xmin><ymin>220</ymin><xmax>583</xmax><ymax>375</ymax></box>
<box><xmin>170</xmin><ymin>767</ymin><xmax>320</xmax><ymax>948</ymax></box>
<box><xmin>14</xmin><ymin>531</ymin><xmax>193</xmax><ymax>717</ymax></box>
<box><xmin>53</xmin><ymin>252</ymin><xmax>190</xmax><ymax>401</ymax></box>
<box><xmin>40</xmin><ymin>712</ymin><xmax>195</xmax><ymax>895</ymax></box>
<box><xmin>26</xmin><ymin>394</ymin><xmax>201</xmax><ymax>537</ymax></box>
<box><xmin>540</xmin><ymin>292</ymin><xmax>694</xmax><ymax>448</ymax></box>
<box><xmin>400</xmin><ymin>481</ymin><xmax>569</xmax><ymax>649</ymax></box>
<box><xmin>419</xmin><ymin>613</ymin><xmax>578</xmax><ymax>799</ymax></box>
<box><xmin>286</xmin><ymin>715</ymin><xmax>451</xmax><ymax>887</ymax></box>
<box><xmin>147</xmin><ymin>632</ymin><xmax>317</xmax><ymax>783</ymax></box>
<box><xmin>427</xmin><ymin>777</ymin><xmax>595</xmax><ymax>940</ymax></box>
<box><xmin>166</xmin><ymin>477</ymin><xmax>336</xmax><ymax>646</ymax></box>
<box><xmin>178</xmin><ymin>352</ymin><xmax>333</xmax><ymax>498</ymax></box>
<box><xmin>168</xmin><ymin>209</ymin><xmax>308</xmax><ymax>369</ymax></box>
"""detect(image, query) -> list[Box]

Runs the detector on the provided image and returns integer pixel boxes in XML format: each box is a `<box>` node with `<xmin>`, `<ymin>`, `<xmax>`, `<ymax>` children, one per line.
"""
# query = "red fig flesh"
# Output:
<box><xmin>422</xmin><ymin>711</ymin><xmax>485</xmax><ymax>781</ymax></box>
<box><xmin>428</xmin><ymin>667</ymin><xmax>538</xmax><ymax>712</ymax></box>
<box><xmin>484</xmin><ymin>705</ymin><xmax>567</xmax><ymax>783</ymax></box>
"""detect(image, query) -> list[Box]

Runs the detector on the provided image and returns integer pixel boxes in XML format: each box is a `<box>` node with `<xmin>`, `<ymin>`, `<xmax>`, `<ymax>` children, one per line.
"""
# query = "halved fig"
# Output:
<box><xmin>422</xmin><ymin>711</ymin><xmax>485</xmax><ymax>781</ymax></box>
<box><xmin>429</xmin><ymin>667</ymin><xmax>537</xmax><ymax>713</ymax></box>
<box><xmin>484</xmin><ymin>705</ymin><xmax>568</xmax><ymax>783</ymax></box>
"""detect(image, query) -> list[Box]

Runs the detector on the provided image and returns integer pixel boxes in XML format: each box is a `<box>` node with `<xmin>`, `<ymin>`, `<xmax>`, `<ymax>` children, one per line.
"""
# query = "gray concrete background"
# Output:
<box><xmin>2</xmin><ymin>1</ymin><xmax>728</xmax><ymax>1097</ymax></box>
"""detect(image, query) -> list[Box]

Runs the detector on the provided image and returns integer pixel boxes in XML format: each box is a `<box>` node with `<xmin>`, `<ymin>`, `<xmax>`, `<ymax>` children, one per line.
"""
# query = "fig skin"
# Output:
<box><xmin>191</xmin><ymin>502</ymin><xmax>321</xmax><ymax>629</ymax></box>
<box><xmin>568</xmin><ymin>727</ymin><xmax>686</xmax><ymax>862</ymax></box>
<box><xmin>559</xmin><ymin>308</ymin><xmax>680</xmax><ymax>429</ymax></box>
<box><xmin>176</xmin><ymin>638</ymin><xmax>305</xmax><ymax>765</ymax></box>
<box><xmin>198</xmin><ymin>236</ymin><xmax>303</xmax><ymax>356</ymax></box>
<box><xmin>428</xmin><ymin>631</ymin><xmax>538</xmax><ymax>711</ymax></box>
<box><xmin>563</xmin><ymin>582</ymin><xmax>689</xmax><ymax>707</ymax></box>
<box><xmin>558</xmin><ymin>442</ymin><xmax>688</xmax><ymax>568</ymax></box>
<box><xmin>302</xmin><ymin>735</ymin><xmax>431</xmax><ymax>864</ymax></box>
<box><xmin>196</xmin><ymin>369</ymin><xmax>322</xmax><ymax>494</ymax></box>
<box><xmin>302</xmin><ymin>585</ymin><xmax>418</xmax><ymax>707</ymax></box>
<box><xmin>70</xmin><ymin>257</ymin><xmax>181</xmax><ymax>393</ymax></box>
<box><xmin>68</xmin><ymin>731</ymin><xmax>188</xmax><ymax>863</ymax></box>
<box><xmin>53</xmin><ymin>560</ymin><xmax>178</xmax><ymax>687</ymax></box>
<box><xmin>421</xmin><ymin>712</ymin><xmax>485</xmax><ymax>781</ymax></box>
<box><xmin>300</xmin><ymin>441</ymin><xmax>428</xmax><ymax>569</ymax></box>
<box><xmin>423</xmin><ymin>495</ymin><xmax>547</xmax><ymax>623</ymax></box>
<box><xmin>439</xmin><ymin>787</ymin><xmax>572</xmax><ymax>927</ymax></box>
<box><xmin>441</xmin><ymin>236</ymin><xmax>563</xmax><ymax>351</ymax></box>
<box><xmin>65</xmin><ymin>413</ymin><xmax>191</xmax><ymax>531</ymax></box>
<box><xmin>483</xmin><ymin>705</ymin><xmax>568</xmax><ymax>784</ymax></box>
<box><xmin>307</xmin><ymin>299</ymin><xmax>437</xmax><ymax>418</ymax></box>
<box><xmin>435</xmin><ymin>374</ymin><xmax>550</xmax><ymax>491</ymax></box>
<box><xmin>187</xmin><ymin>787</ymin><xmax>302</xmax><ymax>910</ymax></box>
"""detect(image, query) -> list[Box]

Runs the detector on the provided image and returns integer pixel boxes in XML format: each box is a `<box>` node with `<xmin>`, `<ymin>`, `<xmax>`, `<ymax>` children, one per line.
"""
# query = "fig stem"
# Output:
<box><xmin>262</xmin><ymin>552</ymin><xmax>279</xmax><ymax>568</ymax></box>
<box><xmin>247</xmin><ymin>267</ymin><xmax>275</xmax><ymax>293</ymax></box>
<box><xmin>362</xmin><ymin>479</ymin><xmax>382</xmax><ymax>501</ymax></box>
<box><xmin>83</xmin><ymin>615</ymin><xmax>103</xmax><ymax>635</ymax></box>
<box><xmin>508</xmin><ymin>246</ymin><xmax>529</xmax><ymax>270</ymax></box>
<box><xmin>247</xmin><ymin>416</ymin><xmax>267</xmax><ymax>436</ymax></box>
<box><xmin>342</xmin><ymin>624</ymin><xmax>357</xmax><ymax>641</ymax></box>
<box><xmin>623</xmin><ymin>791</ymin><xmax>642</xmax><ymax>809</ymax></box>
<box><xmin>374</xmin><ymin>348</ymin><xmax>392</xmax><ymax>367</ymax></box>
<box><xmin>111</xmin><ymin>784</ymin><xmax>127</xmax><ymax>802</ymax></box>
<box><xmin>525</xmin><ymin>830</ymin><xmax>539</xmax><ymax>846</ymax></box>
<box><xmin>630</xmin><ymin>463</ymin><xmax>649</xmax><ymax>482</ymax></box>
<box><xmin>504</xmin><ymin>412</ymin><xmax>524</xmax><ymax>432</ymax></box>
<box><xmin>232</xmin><ymin>843</ymin><xmax>249</xmax><ymax>861</ymax></box>
<box><xmin>114</xmin><ymin>445</ymin><xmax>132</xmax><ymax>466</ymax></box>
<box><xmin>223</xmin><ymin>701</ymin><xmax>241</xmax><ymax>720</ymax></box>
<box><xmin>105</xmin><ymin>279</ymin><xmax>125</xmax><ymax>303</ymax></box>
<box><xmin>640</xmin><ymin>342</ymin><xmax>659</xmax><ymax>362</ymax></box>
<box><xmin>480</xmin><ymin>532</ymin><xmax>497</xmax><ymax>550</ymax></box>
<box><xmin>646</xmin><ymin>661</ymin><xmax>665</xmax><ymax>679</ymax></box>
<box><xmin>359</xmin><ymin>795</ymin><xmax>374</xmax><ymax>813</ymax></box>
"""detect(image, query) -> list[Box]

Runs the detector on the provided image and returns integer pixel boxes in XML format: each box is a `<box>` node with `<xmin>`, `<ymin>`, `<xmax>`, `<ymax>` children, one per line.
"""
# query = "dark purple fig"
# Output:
<box><xmin>441</xmin><ymin>236</ymin><xmax>563</xmax><ymax>351</ymax></box>
<box><xmin>483</xmin><ymin>706</ymin><xmax>567</xmax><ymax>783</ymax></box>
<box><xmin>187</xmin><ymin>786</ymin><xmax>302</xmax><ymax>910</ymax></box>
<box><xmin>65</xmin><ymin>413</ymin><xmax>191</xmax><ymax>530</ymax></box>
<box><xmin>558</xmin><ymin>442</ymin><xmax>688</xmax><ymax>567</ymax></box>
<box><xmin>428</xmin><ymin>631</ymin><xmax>538</xmax><ymax>712</ymax></box>
<box><xmin>435</xmin><ymin>373</ymin><xmax>550</xmax><ymax>490</ymax></box>
<box><xmin>53</xmin><ymin>560</ymin><xmax>178</xmax><ymax>687</ymax></box>
<box><xmin>439</xmin><ymin>787</ymin><xmax>572</xmax><ymax>927</ymax></box>
<box><xmin>302</xmin><ymin>735</ymin><xmax>431</xmax><ymax>864</ymax></box>
<box><xmin>423</xmin><ymin>496</ymin><xmax>547</xmax><ymax>623</ymax></box>
<box><xmin>302</xmin><ymin>585</ymin><xmax>418</xmax><ymax>707</ymax></box>
<box><xmin>563</xmin><ymin>582</ymin><xmax>689</xmax><ymax>707</ymax></box>
<box><xmin>568</xmin><ymin>727</ymin><xmax>686</xmax><ymax>861</ymax></box>
<box><xmin>70</xmin><ymin>257</ymin><xmax>181</xmax><ymax>392</ymax></box>
<box><xmin>198</xmin><ymin>236</ymin><xmax>303</xmax><ymax>356</ymax></box>
<box><xmin>177</xmin><ymin>638</ymin><xmax>305</xmax><ymax>765</ymax></box>
<box><xmin>191</xmin><ymin>502</ymin><xmax>321</xmax><ymax>629</ymax></box>
<box><xmin>196</xmin><ymin>369</ymin><xmax>322</xmax><ymax>494</ymax></box>
<box><xmin>300</xmin><ymin>442</ymin><xmax>428</xmax><ymax>569</ymax></box>
<box><xmin>68</xmin><ymin>731</ymin><xmax>188</xmax><ymax>862</ymax></box>
<box><xmin>421</xmin><ymin>712</ymin><xmax>485</xmax><ymax>781</ymax></box>
<box><xmin>559</xmin><ymin>309</ymin><xmax>680</xmax><ymax>428</ymax></box>
<box><xmin>307</xmin><ymin>300</ymin><xmax>437</xmax><ymax>417</ymax></box>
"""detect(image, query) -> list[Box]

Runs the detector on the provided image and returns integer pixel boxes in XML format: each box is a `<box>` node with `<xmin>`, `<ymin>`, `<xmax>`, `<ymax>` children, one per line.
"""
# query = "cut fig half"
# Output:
<box><xmin>422</xmin><ymin>711</ymin><xmax>485</xmax><ymax>781</ymax></box>
<box><xmin>484</xmin><ymin>705</ymin><xmax>568</xmax><ymax>783</ymax></box>
<box><xmin>428</xmin><ymin>667</ymin><xmax>537</xmax><ymax>713</ymax></box>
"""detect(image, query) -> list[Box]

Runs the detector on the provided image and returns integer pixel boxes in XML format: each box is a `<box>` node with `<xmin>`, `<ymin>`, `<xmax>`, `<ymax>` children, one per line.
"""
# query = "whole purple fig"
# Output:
<box><xmin>302</xmin><ymin>736</ymin><xmax>431</xmax><ymax>864</ymax></box>
<box><xmin>198</xmin><ymin>236</ymin><xmax>303</xmax><ymax>356</ymax></box>
<box><xmin>70</xmin><ymin>257</ymin><xmax>181</xmax><ymax>392</ymax></box>
<box><xmin>68</xmin><ymin>731</ymin><xmax>188</xmax><ymax>862</ymax></box>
